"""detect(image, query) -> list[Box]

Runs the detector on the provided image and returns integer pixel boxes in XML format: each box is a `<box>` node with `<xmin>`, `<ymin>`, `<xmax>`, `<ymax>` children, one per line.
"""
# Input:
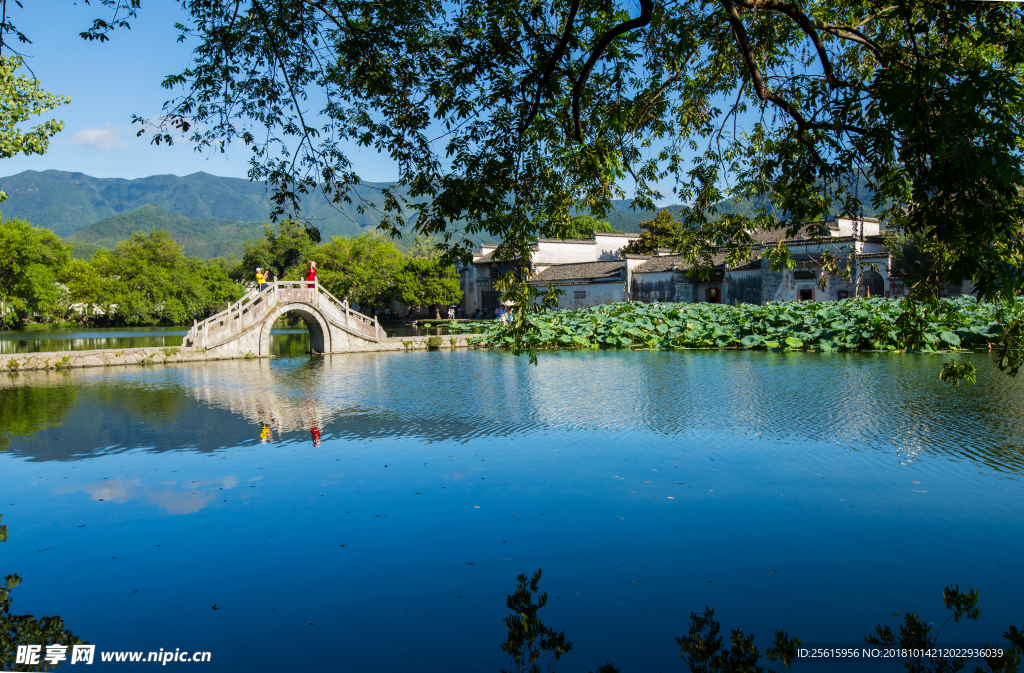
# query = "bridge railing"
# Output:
<box><xmin>183</xmin><ymin>283</ymin><xmax>277</xmax><ymax>349</ymax></box>
<box><xmin>182</xmin><ymin>279</ymin><xmax>383</xmax><ymax>349</ymax></box>
<box><xmin>314</xmin><ymin>282</ymin><xmax>384</xmax><ymax>342</ymax></box>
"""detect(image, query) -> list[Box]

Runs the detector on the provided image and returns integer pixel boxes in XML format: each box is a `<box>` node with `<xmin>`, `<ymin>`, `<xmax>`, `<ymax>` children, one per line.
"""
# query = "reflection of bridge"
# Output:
<box><xmin>180</xmin><ymin>359</ymin><xmax>340</xmax><ymax>435</ymax></box>
<box><xmin>183</xmin><ymin>281</ymin><xmax>386</xmax><ymax>357</ymax></box>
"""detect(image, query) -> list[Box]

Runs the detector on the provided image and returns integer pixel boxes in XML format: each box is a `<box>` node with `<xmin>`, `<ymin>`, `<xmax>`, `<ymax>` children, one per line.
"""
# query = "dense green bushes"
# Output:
<box><xmin>2</xmin><ymin>215</ymin><xmax>463</xmax><ymax>328</ymax></box>
<box><xmin>237</xmin><ymin>220</ymin><xmax>462</xmax><ymax>315</ymax></box>
<box><xmin>80</xmin><ymin>230</ymin><xmax>245</xmax><ymax>325</ymax></box>
<box><xmin>0</xmin><ymin>216</ymin><xmax>72</xmax><ymax>326</ymax></box>
<box><xmin>478</xmin><ymin>298</ymin><xmax>1005</xmax><ymax>353</ymax></box>
<box><xmin>0</xmin><ymin>216</ymin><xmax>242</xmax><ymax>328</ymax></box>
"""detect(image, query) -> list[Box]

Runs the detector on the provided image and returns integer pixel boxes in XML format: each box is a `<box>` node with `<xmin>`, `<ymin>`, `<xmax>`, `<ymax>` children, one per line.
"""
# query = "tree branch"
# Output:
<box><xmin>570</xmin><ymin>0</ymin><xmax>654</xmax><ymax>141</ymax></box>
<box><xmin>518</xmin><ymin>0</ymin><xmax>582</xmax><ymax>138</ymax></box>
<box><xmin>720</xmin><ymin>0</ymin><xmax>823</xmax><ymax>161</ymax></box>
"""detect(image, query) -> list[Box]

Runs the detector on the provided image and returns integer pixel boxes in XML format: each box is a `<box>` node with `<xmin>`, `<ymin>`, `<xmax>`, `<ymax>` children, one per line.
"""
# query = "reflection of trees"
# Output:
<box><xmin>501</xmin><ymin>570</ymin><xmax>574</xmax><ymax>673</ymax></box>
<box><xmin>1</xmin><ymin>574</ymin><xmax>87</xmax><ymax>671</ymax></box>
<box><xmin>0</xmin><ymin>378</ymin><xmax>76</xmax><ymax>452</ymax></box>
<box><xmin>94</xmin><ymin>382</ymin><xmax>189</xmax><ymax>424</ymax></box>
<box><xmin>5</xmin><ymin>351</ymin><xmax>1024</xmax><ymax>477</ymax></box>
<box><xmin>499</xmin><ymin>571</ymin><xmax>1023</xmax><ymax>673</ymax></box>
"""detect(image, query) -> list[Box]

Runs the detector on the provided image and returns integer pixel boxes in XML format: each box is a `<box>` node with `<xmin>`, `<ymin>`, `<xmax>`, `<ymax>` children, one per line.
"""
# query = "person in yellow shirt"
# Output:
<box><xmin>256</xmin><ymin>267</ymin><xmax>268</xmax><ymax>292</ymax></box>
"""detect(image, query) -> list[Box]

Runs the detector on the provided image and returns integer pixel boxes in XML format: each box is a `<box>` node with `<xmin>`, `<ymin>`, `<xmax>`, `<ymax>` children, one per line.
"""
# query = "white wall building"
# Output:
<box><xmin>460</xmin><ymin>215</ymin><xmax>971</xmax><ymax>313</ymax></box>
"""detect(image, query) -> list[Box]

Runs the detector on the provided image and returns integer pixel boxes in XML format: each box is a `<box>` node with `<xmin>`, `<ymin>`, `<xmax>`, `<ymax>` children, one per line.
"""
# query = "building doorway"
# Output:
<box><xmin>705</xmin><ymin>287</ymin><xmax>721</xmax><ymax>303</ymax></box>
<box><xmin>855</xmin><ymin>271</ymin><xmax>884</xmax><ymax>298</ymax></box>
<box><xmin>480</xmin><ymin>291</ymin><xmax>500</xmax><ymax>316</ymax></box>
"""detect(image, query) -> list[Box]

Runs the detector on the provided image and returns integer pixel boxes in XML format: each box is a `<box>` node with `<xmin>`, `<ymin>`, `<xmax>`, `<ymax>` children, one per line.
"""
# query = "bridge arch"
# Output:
<box><xmin>259</xmin><ymin>302</ymin><xmax>332</xmax><ymax>356</ymax></box>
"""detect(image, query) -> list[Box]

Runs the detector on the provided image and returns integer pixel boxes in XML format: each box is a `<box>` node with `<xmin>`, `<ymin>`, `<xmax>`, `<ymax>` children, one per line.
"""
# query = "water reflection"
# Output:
<box><xmin>1</xmin><ymin>522</ymin><xmax>87</xmax><ymax>671</ymax></box>
<box><xmin>0</xmin><ymin>379</ymin><xmax>77</xmax><ymax>452</ymax></box>
<box><xmin>0</xmin><ymin>327</ymin><xmax>309</xmax><ymax>355</ymax></box>
<box><xmin>495</xmin><ymin>570</ymin><xmax>1022</xmax><ymax>673</ymax></box>
<box><xmin>55</xmin><ymin>474</ymin><xmax>243</xmax><ymax>515</ymax></box>
<box><xmin>1</xmin><ymin>350</ymin><xmax>1023</xmax><ymax>476</ymax></box>
<box><xmin>0</xmin><ymin>326</ymin><xmax>188</xmax><ymax>354</ymax></box>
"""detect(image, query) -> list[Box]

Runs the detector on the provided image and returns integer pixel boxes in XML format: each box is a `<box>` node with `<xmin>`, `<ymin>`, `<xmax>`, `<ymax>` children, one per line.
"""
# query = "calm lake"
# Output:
<box><xmin>1</xmin><ymin>335</ymin><xmax>1022</xmax><ymax>671</ymax></box>
<box><xmin>0</xmin><ymin>323</ymin><xmax>484</xmax><ymax>354</ymax></box>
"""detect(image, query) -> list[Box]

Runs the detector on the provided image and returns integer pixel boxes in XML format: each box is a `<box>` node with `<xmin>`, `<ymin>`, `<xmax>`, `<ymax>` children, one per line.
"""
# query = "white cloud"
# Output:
<box><xmin>71</xmin><ymin>125</ymin><xmax>132</xmax><ymax>151</ymax></box>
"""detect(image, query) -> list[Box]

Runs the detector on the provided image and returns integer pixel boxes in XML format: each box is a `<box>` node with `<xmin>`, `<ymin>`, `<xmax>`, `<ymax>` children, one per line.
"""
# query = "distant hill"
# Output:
<box><xmin>603</xmin><ymin>185</ymin><xmax>881</xmax><ymax>233</ymax></box>
<box><xmin>0</xmin><ymin>169</ymin><xmax>882</xmax><ymax>259</ymax></box>
<box><xmin>0</xmin><ymin>170</ymin><xmax>411</xmax><ymax>239</ymax></box>
<box><xmin>67</xmin><ymin>204</ymin><xmax>267</xmax><ymax>260</ymax></box>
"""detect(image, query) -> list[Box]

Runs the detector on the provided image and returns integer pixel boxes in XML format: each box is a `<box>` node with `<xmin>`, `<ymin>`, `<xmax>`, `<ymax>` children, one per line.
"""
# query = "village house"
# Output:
<box><xmin>459</xmin><ymin>215</ymin><xmax>972</xmax><ymax>314</ymax></box>
<box><xmin>459</xmin><ymin>232</ymin><xmax>642</xmax><ymax>314</ymax></box>
<box><xmin>628</xmin><ymin>216</ymin><xmax>902</xmax><ymax>305</ymax></box>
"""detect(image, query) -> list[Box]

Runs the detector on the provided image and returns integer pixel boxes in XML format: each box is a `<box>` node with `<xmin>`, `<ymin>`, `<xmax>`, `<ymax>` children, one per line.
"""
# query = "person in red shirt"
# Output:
<box><xmin>305</xmin><ymin>261</ymin><xmax>317</xmax><ymax>289</ymax></box>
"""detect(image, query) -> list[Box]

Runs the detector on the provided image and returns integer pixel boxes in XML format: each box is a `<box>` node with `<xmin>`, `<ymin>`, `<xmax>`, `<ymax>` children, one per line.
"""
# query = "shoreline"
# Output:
<box><xmin>0</xmin><ymin>334</ymin><xmax>482</xmax><ymax>372</ymax></box>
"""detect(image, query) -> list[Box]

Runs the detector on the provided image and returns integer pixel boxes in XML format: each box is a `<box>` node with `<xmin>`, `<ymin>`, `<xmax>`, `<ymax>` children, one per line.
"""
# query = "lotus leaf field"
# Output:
<box><xmin>473</xmin><ymin>298</ymin><xmax>1010</xmax><ymax>353</ymax></box>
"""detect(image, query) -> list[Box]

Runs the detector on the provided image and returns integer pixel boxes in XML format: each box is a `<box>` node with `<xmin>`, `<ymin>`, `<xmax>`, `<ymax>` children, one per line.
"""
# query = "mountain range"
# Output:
<box><xmin>0</xmin><ymin>170</ymin><xmax>880</xmax><ymax>260</ymax></box>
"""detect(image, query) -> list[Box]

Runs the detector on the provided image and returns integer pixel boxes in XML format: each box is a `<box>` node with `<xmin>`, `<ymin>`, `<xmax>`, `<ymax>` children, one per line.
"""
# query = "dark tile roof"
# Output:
<box><xmin>633</xmin><ymin>252</ymin><xmax>728</xmax><ymax>274</ymax></box>
<box><xmin>750</xmin><ymin>221</ymin><xmax>833</xmax><ymax>244</ymax></box>
<box><xmin>593</xmin><ymin>232</ymin><xmax>641</xmax><ymax>238</ymax></box>
<box><xmin>474</xmin><ymin>249</ymin><xmax>522</xmax><ymax>265</ymax></box>
<box><xmin>529</xmin><ymin>261</ymin><xmax>625</xmax><ymax>284</ymax></box>
<box><xmin>535</xmin><ymin>238</ymin><xmax>597</xmax><ymax>244</ymax></box>
<box><xmin>731</xmin><ymin>258</ymin><xmax>762</xmax><ymax>272</ymax></box>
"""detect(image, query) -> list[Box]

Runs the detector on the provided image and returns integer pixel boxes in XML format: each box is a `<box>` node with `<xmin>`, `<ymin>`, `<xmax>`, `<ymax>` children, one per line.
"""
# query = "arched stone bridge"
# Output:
<box><xmin>182</xmin><ymin>281</ymin><xmax>387</xmax><ymax>356</ymax></box>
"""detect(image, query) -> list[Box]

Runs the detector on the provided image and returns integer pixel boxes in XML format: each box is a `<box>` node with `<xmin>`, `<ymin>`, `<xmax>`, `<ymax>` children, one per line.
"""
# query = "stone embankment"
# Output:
<box><xmin>0</xmin><ymin>335</ymin><xmax>480</xmax><ymax>372</ymax></box>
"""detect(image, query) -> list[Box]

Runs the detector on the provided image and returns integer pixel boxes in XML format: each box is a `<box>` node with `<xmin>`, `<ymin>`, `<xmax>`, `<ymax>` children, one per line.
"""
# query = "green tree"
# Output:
<box><xmin>237</xmin><ymin>219</ymin><xmax>316</xmax><ymax>282</ymax></box>
<box><xmin>0</xmin><ymin>56</ymin><xmax>69</xmax><ymax>160</ymax></box>
<box><xmin>93</xmin><ymin>0</ymin><xmax>1024</xmax><ymax>371</ymax></box>
<box><xmin>58</xmin><ymin>259</ymin><xmax>103</xmax><ymax>315</ymax></box>
<box><xmin>546</xmin><ymin>214</ymin><xmax>620</xmax><ymax>240</ymax></box>
<box><xmin>622</xmin><ymin>211</ymin><xmax>684</xmax><ymax>255</ymax></box>
<box><xmin>395</xmin><ymin>257</ymin><xmax>463</xmax><ymax>318</ymax></box>
<box><xmin>144</xmin><ymin>1</ymin><xmax>1023</xmax><ymax>276</ymax></box>
<box><xmin>409</xmin><ymin>234</ymin><xmax>442</xmax><ymax>261</ymax></box>
<box><xmin>0</xmin><ymin>56</ymin><xmax>69</xmax><ymax>202</ymax></box>
<box><xmin>0</xmin><ymin>216</ymin><xmax>72</xmax><ymax>326</ymax></box>
<box><xmin>89</xmin><ymin>230</ymin><xmax>243</xmax><ymax>325</ymax></box>
<box><xmin>311</xmin><ymin>234</ymin><xmax>407</xmax><ymax>309</ymax></box>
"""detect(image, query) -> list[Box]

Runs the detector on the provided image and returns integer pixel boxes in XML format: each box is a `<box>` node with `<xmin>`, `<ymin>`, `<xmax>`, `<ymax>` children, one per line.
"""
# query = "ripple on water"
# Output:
<box><xmin>1</xmin><ymin>348</ymin><xmax>1022</xmax><ymax>476</ymax></box>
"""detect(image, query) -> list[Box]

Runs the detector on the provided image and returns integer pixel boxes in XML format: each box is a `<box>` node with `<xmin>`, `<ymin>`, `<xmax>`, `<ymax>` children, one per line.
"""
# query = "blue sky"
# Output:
<box><xmin>2</xmin><ymin>1</ymin><xmax>691</xmax><ymax>204</ymax></box>
<box><xmin>1</xmin><ymin>0</ymin><xmax>397</xmax><ymax>181</ymax></box>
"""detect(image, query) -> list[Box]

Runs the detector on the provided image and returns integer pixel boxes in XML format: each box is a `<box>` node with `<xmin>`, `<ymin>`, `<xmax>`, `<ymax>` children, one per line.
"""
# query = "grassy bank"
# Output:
<box><xmin>476</xmin><ymin>298</ymin><xmax>1005</xmax><ymax>353</ymax></box>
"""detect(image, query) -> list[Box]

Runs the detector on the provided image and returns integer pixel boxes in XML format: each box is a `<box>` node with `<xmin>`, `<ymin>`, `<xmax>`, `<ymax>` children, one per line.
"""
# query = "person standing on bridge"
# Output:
<box><xmin>256</xmin><ymin>267</ymin><xmax>268</xmax><ymax>292</ymax></box>
<box><xmin>305</xmin><ymin>261</ymin><xmax>317</xmax><ymax>289</ymax></box>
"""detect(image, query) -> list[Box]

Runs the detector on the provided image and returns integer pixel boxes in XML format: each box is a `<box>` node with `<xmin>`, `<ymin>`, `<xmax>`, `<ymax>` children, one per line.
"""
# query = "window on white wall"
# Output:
<box><xmin>574</xmin><ymin>290</ymin><xmax>587</xmax><ymax>299</ymax></box>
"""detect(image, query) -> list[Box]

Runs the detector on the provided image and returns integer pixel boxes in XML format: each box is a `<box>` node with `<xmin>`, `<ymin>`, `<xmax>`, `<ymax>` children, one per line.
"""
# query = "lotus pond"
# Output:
<box><xmin>477</xmin><ymin>297</ymin><xmax>1006</xmax><ymax>353</ymax></box>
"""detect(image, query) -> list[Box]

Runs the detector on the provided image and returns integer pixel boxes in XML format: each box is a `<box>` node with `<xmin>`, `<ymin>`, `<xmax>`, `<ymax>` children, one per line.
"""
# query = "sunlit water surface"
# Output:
<box><xmin>0</xmin><ymin>323</ymin><xmax>481</xmax><ymax>354</ymax></box>
<box><xmin>0</xmin><ymin>327</ymin><xmax>316</xmax><ymax>355</ymax></box>
<box><xmin>1</xmin><ymin>338</ymin><xmax>1022</xmax><ymax>671</ymax></box>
